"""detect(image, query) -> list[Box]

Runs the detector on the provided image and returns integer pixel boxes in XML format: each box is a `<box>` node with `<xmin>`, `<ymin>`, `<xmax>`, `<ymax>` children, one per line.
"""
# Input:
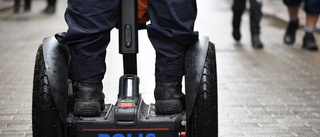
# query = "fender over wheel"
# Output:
<box><xmin>185</xmin><ymin>36</ymin><xmax>218</xmax><ymax>137</ymax></box>
<box><xmin>189</xmin><ymin>42</ymin><xmax>218</xmax><ymax>137</ymax></box>
<box><xmin>32</xmin><ymin>45</ymin><xmax>64</xmax><ymax>137</ymax></box>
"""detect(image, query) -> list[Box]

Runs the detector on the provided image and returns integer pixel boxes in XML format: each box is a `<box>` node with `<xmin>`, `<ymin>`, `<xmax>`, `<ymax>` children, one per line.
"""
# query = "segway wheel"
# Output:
<box><xmin>189</xmin><ymin>43</ymin><xmax>218</xmax><ymax>137</ymax></box>
<box><xmin>32</xmin><ymin>45</ymin><xmax>64</xmax><ymax>137</ymax></box>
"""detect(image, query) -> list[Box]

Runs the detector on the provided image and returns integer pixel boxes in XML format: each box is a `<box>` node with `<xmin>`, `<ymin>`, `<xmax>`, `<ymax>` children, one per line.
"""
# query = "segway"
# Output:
<box><xmin>32</xmin><ymin>0</ymin><xmax>218</xmax><ymax>136</ymax></box>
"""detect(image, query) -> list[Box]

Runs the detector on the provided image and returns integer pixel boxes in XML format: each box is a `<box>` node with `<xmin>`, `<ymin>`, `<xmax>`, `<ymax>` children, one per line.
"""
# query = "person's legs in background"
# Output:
<box><xmin>14</xmin><ymin>0</ymin><xmax>31</xmax><ymax>13</ymax></box>
<box><xmin>283</xmin><ymin>0</ymin><xmax>302</xmax><ymax>45</ymax></box>
<box><xmin>13</xmin><ymin>0</ymin><xmax>21</xmax><ymax>13</ymax></box>
<box><xmin>232</xmin><ymin>0</ymin><xmax>246</xmax><ymax>41</ymax></box>
<box><xmin>302</xmin><ymin>0</ymin><xmax>319</xmax><ymax>51</ymax></box>
<box><xmin>43</xmin><ymin>0</ymin><xmax>56</xmax><ymax>14</ymax></box>
<box><xmin>24</xmin><ymin>0</ymin><xmax>31</xmax><ymax>11</ymax></box>
<box><xmin>249</xmin><ymin>0</ymin><xmax>263</xmax><ymax>48</ymax></box>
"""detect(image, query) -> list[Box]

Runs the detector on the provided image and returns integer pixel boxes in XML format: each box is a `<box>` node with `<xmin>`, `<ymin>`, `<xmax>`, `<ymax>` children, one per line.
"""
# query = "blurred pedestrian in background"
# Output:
<box><xmin>14</xmin><ymin>0</ymin><xmax>31</xmax><ymax>13</ymax></box>
<box><xmin>42</xmin><ymin>0</ymin><xmax>56</xmax><ymax>14</ymax></box>
<box><xmin>232</xmin><ymin>0</ymin><xmax>263</xmax><ymax>48</ymax></box>
<box><xmin>283</xmin><ymin>0</ymin><xmax>319</xmax><ymax>51</ymax></box>
<box><xmin>13</xmin><ymin>0</ymin><xmax>56</xmax><ymax>14</ymax></box>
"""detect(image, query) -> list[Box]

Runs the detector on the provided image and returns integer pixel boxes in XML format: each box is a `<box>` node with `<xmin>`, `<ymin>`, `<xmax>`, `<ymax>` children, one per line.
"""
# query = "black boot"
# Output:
<box><xmin>302</xmin><ymin>33</ymin><xmax>319</xmax><ymax>51</ymax></box>
<box><xmin>42</xmin><ymin>5</ymin><xmax>55</xmax><ymax>14</ymax></box>
<box><xmin>232</xmin><ymin>13</ymin><xmax>242</xmax><ymax>41</ymax></box>
<box><xmin>43</xmin><ymin>0</ymin><xmax>56</xmax><ymax>14</ymax></box>
<box><xmin>154</xmin><ymin>80</ymin><xmax>185</xmax><ymax>114</ymax></box>
<box><xmin>284</xmin><ymin>20</ymin><xmax>299</xmax><ymax>45</ymax></box>
<box><xmin>73</xmin><ymin>82</ymin><xmax>105</xmax><ymax>117</ymax></box>
<box><xmin>251</xmin><ymin>34</ymin><xmax>263</xmax><ymax>48</ymax></box>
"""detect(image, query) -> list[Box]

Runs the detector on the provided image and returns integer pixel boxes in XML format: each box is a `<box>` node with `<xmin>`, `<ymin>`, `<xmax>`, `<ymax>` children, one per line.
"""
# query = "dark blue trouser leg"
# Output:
<box><xmin>57</xmin><ymin>0</ymin><xmax>198</xmax><ymax>83</ymax></box>
<box><xmin>147</xmin><ymin>0</ymin><xmax>199</xmax><ymax>82</ymax></box>
<box><xmin>56</xmin><ymin>0</ymin><xmax>119</xmax><ymax>83</ymax></box>
<box><xmin>14</xmin><ymin>0</ymin><xmax>20</xmax><ymax>10</ymax></box>
<box><xmin>283</xmin><ymin>0</ymin><xmax>320</xmax><ymax>16</ymax></box>
<box><xmin>232</xmin><ymin>0</ymin><xmax>262</xmax><ymax>35</ymax></box>
<box><xmin>304</xmin><ymin>0</ymin><xmax>320</xmax><ymax>14</ymax></box>
<box><xmin>283</xmin><ymin>0</ymin><xmax>302</xmax><ymax>6</ymax></box>
<box><xmin>232</xmin><ymin>0</ymin><xmax>246</xmax><ymax>16</ymax></box>
<box><xmin>249</xmin><ymin>0</ymin><xmax>262</xmax><ymax>35</ymax></box>
<box><xmin>232</xmin><ymin>0</ymin><xmax>246</xmax><ymax>33</ymax></box>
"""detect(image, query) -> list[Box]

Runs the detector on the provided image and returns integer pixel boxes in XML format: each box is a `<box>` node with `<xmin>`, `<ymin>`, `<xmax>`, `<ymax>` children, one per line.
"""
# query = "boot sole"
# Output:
<box><xmin>74</xmin><ymin>102</ymin><xmax>101</xmax><ymax>117</ymax></box>
<box><xmin>155</xmin><ymin>100</ymin><xmax>183</xmax><ymax>114</ymax></box>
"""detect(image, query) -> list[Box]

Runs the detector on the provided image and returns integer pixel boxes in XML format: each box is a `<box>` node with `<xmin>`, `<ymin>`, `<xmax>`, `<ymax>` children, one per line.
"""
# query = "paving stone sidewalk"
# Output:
<box><xmin>0</xmin><ymin>0</ymin><xmax>320</xmax><ymax>137</ymax></box>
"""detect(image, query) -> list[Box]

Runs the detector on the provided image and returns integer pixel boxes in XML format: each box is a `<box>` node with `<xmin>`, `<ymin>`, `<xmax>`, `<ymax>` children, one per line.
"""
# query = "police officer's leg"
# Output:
<box><xmin>232</xmin><ymin>0</ymin><xmax>246</xmax><ymax>41</ymax></box>
<box><xmin>56</xmin><ymin>0</ymin><xmax>119</xmax><ymax>116</ymax></box>
<box><xmin>302</xmin><ymin>0</ymin><xmax>320</xmax><ymax>51</ymax></box>
<box><xmin>283</xmin><ymin>0</ymin><xmax>302</xmax><ymax>44</ymax></box>
<box><xmin>249</xmin><ymin>0</ymin><xmax>263</xmax><ymax>48</ymax></box>
<box><xmin>147</xmin><ymin>0</ymin><xmax>198</xmax><ymax>114</ymax></box>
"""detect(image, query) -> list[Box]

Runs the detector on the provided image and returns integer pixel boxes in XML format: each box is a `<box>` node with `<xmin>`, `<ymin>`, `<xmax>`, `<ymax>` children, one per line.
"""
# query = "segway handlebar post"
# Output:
<box><xmin>119</xmin><ymin>0</ymin><xmax>138</xmax><ymax>75</ymax></box>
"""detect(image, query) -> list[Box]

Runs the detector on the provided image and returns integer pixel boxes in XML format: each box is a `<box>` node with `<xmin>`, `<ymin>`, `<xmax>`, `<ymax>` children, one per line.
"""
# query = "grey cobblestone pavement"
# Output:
<box><xmin>0</xmin><ymin>0</ymin><xmax>320</xmax><ymax>137</ymax></box>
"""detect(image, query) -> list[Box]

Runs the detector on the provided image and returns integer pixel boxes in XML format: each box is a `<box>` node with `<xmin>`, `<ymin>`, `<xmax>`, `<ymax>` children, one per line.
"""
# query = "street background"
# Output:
<box><xmin>0</xmin><ymin>0</ymin><xmax>320</xmax><ymax>136</ymax></box>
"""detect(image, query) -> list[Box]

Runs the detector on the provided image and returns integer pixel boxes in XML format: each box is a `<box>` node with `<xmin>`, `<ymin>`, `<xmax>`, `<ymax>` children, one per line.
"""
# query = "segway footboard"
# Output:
<box><xmin>68</xmin><ymin>100</ymin><xmax>186</xmax><ymax>137</ymax></box>
<box><xmin>67</xmin><ymin>75</ymin><xmax>186</xmax><ymax>137</ymax></box>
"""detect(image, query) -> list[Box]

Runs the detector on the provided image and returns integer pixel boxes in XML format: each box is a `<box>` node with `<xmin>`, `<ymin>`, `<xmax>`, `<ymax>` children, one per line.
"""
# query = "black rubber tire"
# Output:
<box><xmin>189</xmin><ymin>42</ymin><xmax>218</xmax><ymax>137</ymax></box>
<box><xmin>32</xmin><ymin>45</ymin><xmax>64</xmax><ymax>137</ymax></box>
